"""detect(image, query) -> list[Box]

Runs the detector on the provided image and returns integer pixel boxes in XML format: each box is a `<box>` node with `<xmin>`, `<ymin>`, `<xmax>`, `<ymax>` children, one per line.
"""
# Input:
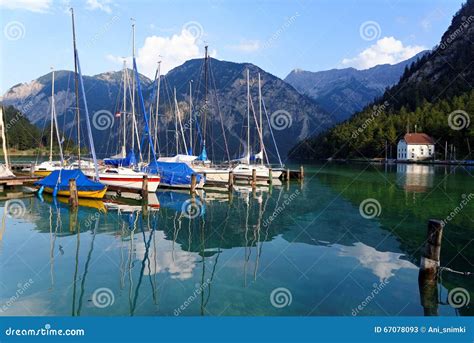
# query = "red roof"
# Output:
<box><xmin>403</xmin><ymin>133</ymin><xmax>434</xmax><ymax>145</ymax></box>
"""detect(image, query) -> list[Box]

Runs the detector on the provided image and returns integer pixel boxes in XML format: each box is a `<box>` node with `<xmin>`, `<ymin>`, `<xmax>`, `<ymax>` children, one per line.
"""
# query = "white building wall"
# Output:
<box><xmin>405</xmin><ymin>144</ymin><xmax>435</xmax><ymax>161</ymax></box>
<box><xmin>397</xmin><ymin>140</ymin><xmax>434</xmax><ymax>161</ymax></box>
<box><xmin>397</xmin><ymin>140</ymin><xmax>407</xmax><ymax>160</ymax></box>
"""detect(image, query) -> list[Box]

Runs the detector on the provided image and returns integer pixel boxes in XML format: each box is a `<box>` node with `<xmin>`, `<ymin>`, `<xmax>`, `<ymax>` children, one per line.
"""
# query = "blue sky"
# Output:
<box><xmin>0</xmin><ymin>0</ymin><xmax>466</xmax><ymax>93</ymax></box>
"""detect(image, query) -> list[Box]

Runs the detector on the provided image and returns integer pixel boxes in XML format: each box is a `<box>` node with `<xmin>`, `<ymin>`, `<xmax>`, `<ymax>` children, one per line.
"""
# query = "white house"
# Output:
<box><xmin>397</xmin><ymin>133</ymin><xmax>435</xmax><ymax>161</ymax></box>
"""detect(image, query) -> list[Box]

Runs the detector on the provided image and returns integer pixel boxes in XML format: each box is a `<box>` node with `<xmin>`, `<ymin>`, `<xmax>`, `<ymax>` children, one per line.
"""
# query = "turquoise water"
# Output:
<box><xmin>0</xmin><ymin>163</ymin><xmax>472</xmax><ymax>316</ymax></box>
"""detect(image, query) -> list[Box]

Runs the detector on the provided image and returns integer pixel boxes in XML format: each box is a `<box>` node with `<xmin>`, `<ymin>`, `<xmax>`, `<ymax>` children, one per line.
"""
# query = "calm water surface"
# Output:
<box><xmin>0</xmin><ymin>163</ymin><xmax>472</xmax><ymax>316</ymax></box>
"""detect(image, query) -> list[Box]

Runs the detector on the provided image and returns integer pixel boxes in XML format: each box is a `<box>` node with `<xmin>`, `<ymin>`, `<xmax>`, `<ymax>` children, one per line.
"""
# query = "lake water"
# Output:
<box><xmin>0</xmin><ymin>163</ymin><xmax>472</xmax><ymax>316</ymax></box>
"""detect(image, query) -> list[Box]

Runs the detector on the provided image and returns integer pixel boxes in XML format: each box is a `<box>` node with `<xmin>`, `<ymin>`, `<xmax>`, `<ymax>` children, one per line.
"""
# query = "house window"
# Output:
<box><xmin>421</xmin><ymin>148</ymin><xmax>424</xmax><ymax>155</ymax></box>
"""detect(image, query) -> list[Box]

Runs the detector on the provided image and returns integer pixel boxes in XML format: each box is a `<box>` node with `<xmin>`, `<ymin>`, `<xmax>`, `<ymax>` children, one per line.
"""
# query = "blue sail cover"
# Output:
<box><xmin>35</xmin><ymin>169</ymin><xmax>105</xmax><ymax>191</ymax></box>
<box><xmin>196</xmin><ymin>146</ymin><xmax>208</xmax><ymax>161</ymax></box>
<box><xmin>145</xmin><ymin>161</ymin><xmax>201</xmax><ymax>186</ymax></box>
<box><xmin>104</xmin><ymin>150</ymin><xmax>137</xmax><ymax>167</ymax></box>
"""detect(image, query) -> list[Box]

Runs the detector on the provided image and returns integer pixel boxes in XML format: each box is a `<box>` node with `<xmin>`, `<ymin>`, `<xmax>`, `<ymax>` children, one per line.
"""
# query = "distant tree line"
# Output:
<box><xmin>2</xmin><ymin>105</ymin><xmax>78</xmax><ymax>154</ymax></box>
<box><xmin>289</xmin><ymin>90</ymin><xmax>474</xmax><ymax>160</ymax></box>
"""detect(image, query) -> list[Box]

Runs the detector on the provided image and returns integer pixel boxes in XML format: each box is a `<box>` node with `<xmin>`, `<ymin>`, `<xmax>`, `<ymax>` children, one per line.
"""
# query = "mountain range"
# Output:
<box><xmin>2</xmin><ymin>58</ymin><xmax>332</xmax><ymax>161</ymax></box>
<box><xmin>284</xmin><ymin>51</ymin><xmax>427</xmax><ymax>122</ymax></box>
<box><xmin>2</xmin><ymin>51</ymin><xmax>427</xmax><ymax>162</ymax></box>
<box><xmin>289</xmin><ymin>0</ymin><xmax>474</xmax><ymax>160</ymax></box>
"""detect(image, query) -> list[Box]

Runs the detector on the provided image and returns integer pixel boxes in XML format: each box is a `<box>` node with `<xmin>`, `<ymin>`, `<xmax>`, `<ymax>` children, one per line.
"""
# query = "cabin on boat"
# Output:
<box><xmin>397</xmin><ymin>133</ymin><xmax>435</xmax><ymax>161</ymax></box>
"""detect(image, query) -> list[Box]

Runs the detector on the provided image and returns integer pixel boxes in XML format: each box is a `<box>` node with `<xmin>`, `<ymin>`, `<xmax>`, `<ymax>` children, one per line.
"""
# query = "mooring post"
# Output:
<box><xmin>418</xmin><ymin>219</ymin><xmax>444</xmax><ymax>316</ymax></box>
<box><xmin>251</xmin><ymin>169</ymin><xmax>257</xmax><ymax>189</ymax></box>
<box><xmin>68</xmin><ymin>178</ymin><xmax>78</xmax><ymax>208</ymax></box>
<box><xmin>228</xmin><ymin>171</ymin><xmax>234</xmax><ymax>191</ymax></box>
<box><xmin>268</xmin><ymin>168</ymin><xmax>273</xmax><ymax>186</ymax></box>
<box><xmin>286</xmin><ymin>168</ymin><xmax>290</xmax><ymax>182</ymax></box>
<box><xmin>300</xmin><ymin>165</ymin><xmax>304</xmax><ymax>181</ymax></box>
<box><xmin>190</xmin><ymin>174</ymin><xmax>197</xmax><ymax>195</ymax></box>
<box><xmin>141</xmin><ymin>175</ymin><xmax>148</xmax><ymax>198</ymax></box>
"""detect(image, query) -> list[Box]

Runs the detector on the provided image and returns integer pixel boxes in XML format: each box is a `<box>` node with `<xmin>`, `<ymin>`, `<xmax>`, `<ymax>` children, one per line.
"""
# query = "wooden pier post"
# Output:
<box><xmin>299</xmin><ymin>165</ymin><xmax>304</xmax><ymax>181</ymax></box>
<box><xmin>268</xmin><ymin>168</ymin><xmax>273</xmax><ymax>186</ymax></box>
<box><xmin>418</xmin><ymin>219</ymin><xmax>444</xmax><ymax>316</ymax></box>
<box><xmin>228</xmin><ymin>171</ymin><xmax>234</xmax><ymax>191</ymax></box>
<box><xmin>251</xmin><ymin>169</ymin><xmax>257</xmax><ymax>189</ymax></box>
<box><xmin>141</xmin><ymin>175</ymin><xmax>148</xmax><ymax>198</ymax></box>
<box><xmin>68</xmin><ymin>179</ymin><xmax>78</xmax><ymax>208</ymax></box>
<box><xmin>190</xmin><ymin>174</ymin><xmax>197</xmax><ymax>195</ymax></box>
<box><xmin>286</xmin><ymin>168</ymin><xmax>290</xmax><ymax>182</ymax></box>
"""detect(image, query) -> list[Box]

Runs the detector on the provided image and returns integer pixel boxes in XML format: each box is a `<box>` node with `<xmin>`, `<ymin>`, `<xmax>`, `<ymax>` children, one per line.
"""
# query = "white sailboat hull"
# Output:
<box><xmin>85</xmin><ymin>168</ymin><xmax>160</xmax><ymax>192</ymax></box>
<box><xmin>232</xmin><ymin>165</ymin><xmax>283</xmax><ymax>180</ymax></box>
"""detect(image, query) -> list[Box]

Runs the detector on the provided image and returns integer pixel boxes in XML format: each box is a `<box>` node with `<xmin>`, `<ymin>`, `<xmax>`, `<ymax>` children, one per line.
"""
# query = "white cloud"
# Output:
<box><xmin>85</xmin><ymin>0</ymin><xmax>113</xmax><ymax>14</ymax></box>
<box><xmin>341</xmin><ymin>36</ymin><xmax>425</xmax><ymax>69</ymax></box>
<box><xmin>337</xmin><ymin>242</ymin><xmax>417</xmax><ymax>281</ymax></box>
<box><xmin>107</xmin><ymin>28</ymin><xmax>216</xmax><ymax>79</ymax></box>
<box><xmin>0</xmin><ymin>0</ymin><xmax>52</xmax><ymax>13</ymax></box>
<box><xmin>228</xmin><ymin>39</ymin><xmax>261</xmax><ymax>53</ymax></box>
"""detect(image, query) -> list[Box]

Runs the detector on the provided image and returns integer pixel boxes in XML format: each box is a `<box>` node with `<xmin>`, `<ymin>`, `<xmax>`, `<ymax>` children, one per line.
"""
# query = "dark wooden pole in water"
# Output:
<box><xmin>141</xmin><ymin>175</ymin><xmax>148</xmax><ymax>198</ymax></box>
<box><xmin>300</xmin><ymin>165</ymin><xmax>304</xmax><ymax>181</ymax></box>
<box><xmin>418</xmin><ymin>219</ymin><xmax>444</xmax><ymax>316</ymax></box>
<box><xmin>69</xmin><ymin>178</ymin><xmax>78</xmax><ymax>207</ymax></box>
<box><xmin>190</xmin><ymin>174</ymin><xmax>197</xmax><ymax>195</ymax></box>
<box><xmin>251</xmin><ymin>169</ymin><xmax>257</xmax><ymax>189</ymax></box>
<box><xmin>228</xmin><ymin>171</ymin><xmax>234</xmax><ymax>191</ymax></box>
<box><xmin>268</xmin><ymin>168</ymin><xmax>273</xmax><ymax>186</ymax></box>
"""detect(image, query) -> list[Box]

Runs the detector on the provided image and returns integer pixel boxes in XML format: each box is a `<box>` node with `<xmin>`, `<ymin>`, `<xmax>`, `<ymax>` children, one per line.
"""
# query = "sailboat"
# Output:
<box><xmin>232</xmin><ymin>70</ymin><xmax>283</xmax><ymax>181</ymax></box>
<box><xmin>136</xmin><ymin>26</ymin><xmax>203</xmax><ymax>190</ymax></box>
<box><xmin>157</xmin><ymin>47</ymin><xmax>230</xmax><ymax>186</ymax></box>
<box><xmin>34</xmin><ymin>68</ymin><xmax>65</xmax><ymax>177</ymax></box>
<box><xmin>85</xmin><ymin>55</ymin><xmax>160</xmax><ymax>193</ymax></box>
<box><xmin>0</xmin><ymin>107</ymin><xmax>15</xmax><ymax>178</ymax></box>
<box><xmin>35</xmin><ymin>8</ymin><xmax>106</xmax><ymax>199</ymax></box>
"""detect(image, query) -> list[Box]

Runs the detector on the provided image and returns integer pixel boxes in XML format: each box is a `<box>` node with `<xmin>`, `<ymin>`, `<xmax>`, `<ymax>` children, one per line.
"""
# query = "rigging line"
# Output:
<box><xmin>249</xmin><ymin>89</ymin><xmax>269</xmax><ymax>165</ymax></box>
<box><xmin>209</xmin><ymin>60</ymin><xmax>231</xmax><ymax>163</ymax></box>
<box><xmin>439</xmin><ymin>267</ymin><xmax>473</xmax><ymax>276</ymax></box>
<box><xmin>261</xmin><ymin>97</ymin><xmax>283</xmax><ymax>167</ymax></box>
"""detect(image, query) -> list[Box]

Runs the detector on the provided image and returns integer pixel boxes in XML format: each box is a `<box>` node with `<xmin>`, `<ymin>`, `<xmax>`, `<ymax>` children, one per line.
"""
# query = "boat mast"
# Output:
<box><xmin>189</xmin><ymin>80</ymin><xmax>193</xmax><ymax>155</ymax></box>
<box><xmin>258</xmin><ymin>72</ymin><xmax>263</xmax><ymax>165</ymax></box>
<box><xmin>71</xmin><ymin>8</ymin><xmax>81</xmax><ymax>168</ymax></box>
<box><xmin>71</xmin><ymin>8</ymin><xmax>99</xmax><ymax>179</ymax></box>
<box><xmin>246</xmin><ymin>69</ymin><xmax>250</xmax><ymax>164</ymax></box>
<box><xmin>174</xmin><ymin>88</ymin><xmax>179</xmax><ymax>155</ymax></box>
<box><xmin>202</xmin><ymin>46</ymin><xmax>208</xmax><ymax>154</ymax></box>
<box><xmin>153</xmin><ymin>60</ymin><xmax>161</xmax><ymax>155</ymax></box>
<box><xmin>0</xmin><ymin>107</ymin><xmax>9</xmax><ymax>170</ymax></box>
<box><xmin>122</xmin><ymin>59</ymin><xmax>127</xmax><ymax>157</ymax></box>
<box><xmin>131</xmin><ymin>19</ymin><xmax>136</xmax><ymax>153</ymax></box>
<box><xmin>49</xmin><ymin>67</ymin><xmax>55</xmax><ymax>163</ymax></box>
<box><xmin>51</xmin><ymin>75</ymin><xmax>64</xmax><ymax>167</ymax></box>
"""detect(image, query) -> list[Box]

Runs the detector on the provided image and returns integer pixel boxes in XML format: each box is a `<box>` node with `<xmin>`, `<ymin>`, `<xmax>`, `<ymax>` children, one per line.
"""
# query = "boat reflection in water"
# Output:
<box><xmin>0</xmin><ymin>165</ymin><xmax>470</xmax><ymax>316</ymax></box>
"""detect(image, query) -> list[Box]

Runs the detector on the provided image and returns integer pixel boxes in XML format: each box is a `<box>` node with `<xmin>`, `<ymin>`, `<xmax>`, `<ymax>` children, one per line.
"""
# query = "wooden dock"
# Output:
<box><xmin>0</xmin><ymin>176</ymin><xmax>40</xmax><ymax>188</ymax></box>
